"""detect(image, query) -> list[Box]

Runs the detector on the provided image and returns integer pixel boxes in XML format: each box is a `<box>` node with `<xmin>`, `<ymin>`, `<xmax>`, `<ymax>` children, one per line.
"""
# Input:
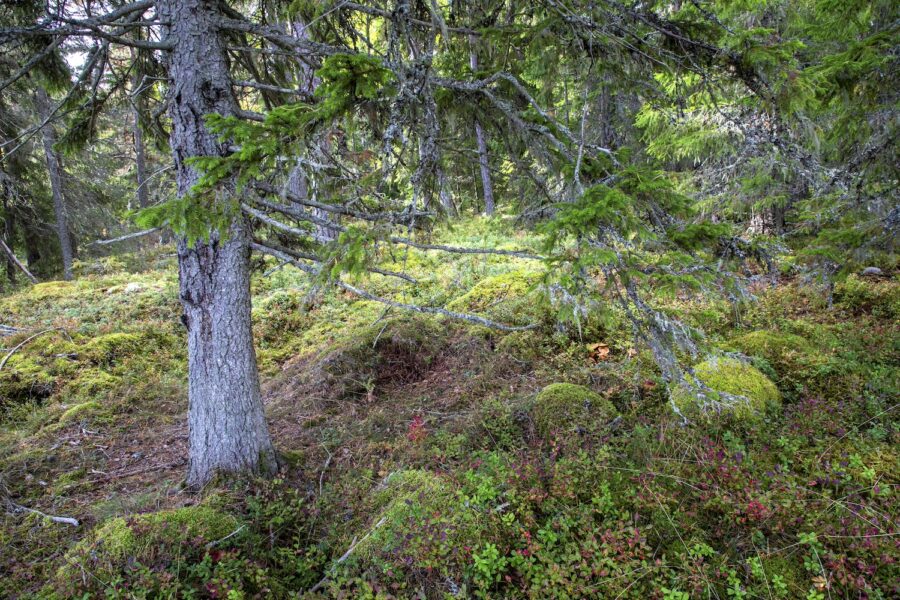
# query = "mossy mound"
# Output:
<box><xmin>83</xmin><ymin>332</ymin><xmax>148</xmax><ymax>365</ymax></box>
<box><xmin>729</xmin><ymin>330</ymin><xmax>820</xmax><ymax>373</ymax></box>
<box><xmin>348</xmin><ymin>470</ymin><xmax>483</xmax><ymax>579</ymax></box>
<box><xmin>0</xmin><ymin>355</ymin><xmax>56</xmax><ymax>404</ymax></box>
<box><xmin>446</xmin><ymin>270</ymin><xmax>545</xmax><ymax>325</ymax></box>
<box><xmin>56</xmin><ymin>505</ymin><xmax>241</xmax><ymax>590</ymax></box>
<box><xmin>672</xmin><ymin>357</ymin><xmax>781</xmax><ymax>421</ymax></box>
<box><xmin>64</xmin><ymin>370</ymin><xmax>123</xmax><ymax>401</ymax></box>
<box><xmin>834</xmin><ymin>274</ymin><xmax>899</xmax><ymax>318</ymax></box>
<box><xmin>533</xmin><ymin>382</ymin><xmax>618</xmax><ymax>439</ymax></box>
<box><xmin>315</xmin><ymin>316</ymin><xmax>447</xmax><ymax>400</ymax></box>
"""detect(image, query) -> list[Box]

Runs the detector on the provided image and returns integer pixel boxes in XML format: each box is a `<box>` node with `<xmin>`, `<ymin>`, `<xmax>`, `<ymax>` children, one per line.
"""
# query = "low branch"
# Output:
<box><xmin>255</xmin><ymin>238</ymin><xmax>418</xmax><ymax>284</ymax></box>
<box><xmin>89</xmin><ymin>227</ymin><xmax>162</xmax><ymax>247</ymax></box>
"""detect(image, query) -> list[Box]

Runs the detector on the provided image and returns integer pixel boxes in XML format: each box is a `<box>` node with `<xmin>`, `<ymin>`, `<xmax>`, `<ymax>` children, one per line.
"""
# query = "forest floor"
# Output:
<box><xmin>1</xmin><ymin>217</ymin><xmax>897</xmax><ymax>599</ymax></box>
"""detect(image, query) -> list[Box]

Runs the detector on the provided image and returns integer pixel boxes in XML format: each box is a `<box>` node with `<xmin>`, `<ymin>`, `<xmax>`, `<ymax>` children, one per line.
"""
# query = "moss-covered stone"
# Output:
<box><xmin>533</xmin><ymin>382</ymin><xmax>618</xmax><ymax>439</ymax></box>
<box><xmin>56</xmin><ymin>505</ymin><xmax>241</xmax><ymax>588</ymax></box>
<box><xmin>349</xmin><ymin>470</ymin><xmax>483</xmax><ymax>578</ymax></box>
<box><xmin>672</xmin><ymin>357</ymin><xmax>780</xmax><ymax>421</ymax></box>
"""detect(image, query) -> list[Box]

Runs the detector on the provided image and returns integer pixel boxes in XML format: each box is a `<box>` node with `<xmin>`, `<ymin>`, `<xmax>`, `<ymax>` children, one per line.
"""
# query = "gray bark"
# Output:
<box><xmin>469</xmin><ymin>37</ymin><xmax>494</xmax><ymax>215</ymax></box>
<box><xmin>159</xmin><ymin>0</ymin><xmax>277</xmax><ymax>487</ymax></box>
<box><xmin>35</xmin><ymin>89</ymin><xmax>74</xmax><ymax>280</ymax></box>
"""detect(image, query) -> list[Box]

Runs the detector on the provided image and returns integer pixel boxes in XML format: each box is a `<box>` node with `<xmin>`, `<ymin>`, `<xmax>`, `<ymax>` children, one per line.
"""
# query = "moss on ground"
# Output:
<box><xmin>672</xmin><ymin>357</ymin><xmax>781</xmax><ymax>421</ymax></box>
<box><xmin>55</xmin><ymin>504</ymin><xmax>241</xmax><ymax>591</ymax></box>
<box><xmin>533</xmin><ymin>382</ymin><xmax>618</xmax><ymax>439</ymax></box>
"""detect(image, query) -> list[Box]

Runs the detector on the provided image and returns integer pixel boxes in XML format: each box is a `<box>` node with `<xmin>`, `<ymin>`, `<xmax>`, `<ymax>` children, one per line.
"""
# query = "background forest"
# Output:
<box><xmin>0</xmin><ymin>0</ymin><xmax>897</xmax><ymax>598</ymax></box>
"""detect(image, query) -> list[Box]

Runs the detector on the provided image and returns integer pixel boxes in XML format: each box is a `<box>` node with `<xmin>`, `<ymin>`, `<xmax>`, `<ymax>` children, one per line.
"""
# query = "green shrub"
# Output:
<box><xmin>671</xmin><ymin>357</ymin><xmax>781</xmax><ymax>421</ymax></box>
<box><xmin>532</xmin><ymin>382</ymin><xmax>618</xmax><ymax>439</ymax></box>
<box><xmin>343</xmin><ymin>470</ymin><xmax>485</xmax><ymax>583</ymax></box>
<box><xmin>834</xmin><ymin>274</ymin><xmax>899</xmax><ymax>317</ymax></box>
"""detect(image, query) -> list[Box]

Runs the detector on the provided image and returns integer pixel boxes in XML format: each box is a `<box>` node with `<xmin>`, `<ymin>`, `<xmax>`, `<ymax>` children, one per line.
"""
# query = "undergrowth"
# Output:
<box><xmin>0</xmin><ymin>220</ymin><xmax>896</xmax><ymax>599</ymax></box>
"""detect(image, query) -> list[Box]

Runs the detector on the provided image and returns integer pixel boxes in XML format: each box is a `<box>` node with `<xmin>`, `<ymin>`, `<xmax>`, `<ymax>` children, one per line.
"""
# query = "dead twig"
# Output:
<box><xmin>0</xmin><ymin>328</ymin><xmax>62</xmax><ymax>372</ymax></box>
<box><xmin>309</xmin><ymin>516</ymin><xmax>387</xmax><ymax>593</ymax></box>
<box><xmin>6</xmin><ymin>501</ymin><xmax>79</xmax><ymax>526</ymax></box>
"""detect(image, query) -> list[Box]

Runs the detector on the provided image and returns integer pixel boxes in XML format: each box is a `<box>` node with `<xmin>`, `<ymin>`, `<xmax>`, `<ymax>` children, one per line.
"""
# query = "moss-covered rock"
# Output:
<box><xmin>56</xmin><ymin>505</ymin><xmax>241</xmax><ymax>589</ymax></box>
<box><xmin>348</xmin><ymin>470</ymin><xmax>483</xmax><ymax>579</ymax></box>
<box><xmin>533</xmin><ymin>382</ymin><xmax>618</xmax><ymax>439</ymax></box>
<box><xmin>672</xmin><ymin>357</ymin><xmax>781</xmax><ymax>421</ymax></box>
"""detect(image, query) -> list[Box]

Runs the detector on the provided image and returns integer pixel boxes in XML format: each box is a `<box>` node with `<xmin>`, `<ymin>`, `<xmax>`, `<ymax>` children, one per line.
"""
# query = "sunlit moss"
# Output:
<box><xmin>533</xmin><ymin>382</ymin><xmax>618</xmax><ymax>438</ymax></box>
<box><xmin>672</xmin><ymin>357</ymin><xmax>780</xmax><ymax>421</ymax></box>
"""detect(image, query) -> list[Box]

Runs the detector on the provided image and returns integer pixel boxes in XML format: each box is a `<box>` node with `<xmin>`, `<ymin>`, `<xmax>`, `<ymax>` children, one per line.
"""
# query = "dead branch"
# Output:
<box><xmin>89</xmin><ymin>227</ymin><xmax>162</xmax><ymax>247</ymax></box>
<box><xmin>0</xmin><ymin>328</ymin><xmax>61</xmax><ymax>372</ymax></box>
<box><xmin>0</xmin><ymin>238</ymin><xmax>38</xmax><ymax>283</ymax></box>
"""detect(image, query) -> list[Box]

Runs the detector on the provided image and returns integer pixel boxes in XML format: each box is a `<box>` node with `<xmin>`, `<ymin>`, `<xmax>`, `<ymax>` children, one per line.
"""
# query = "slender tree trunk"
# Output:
<box><xmin>2</xmin><ymin>202</ymin><xmax>15</xmax><ymax>285</ymax></box>
<box><xmin>133</xmin><ymin>98</ymin><xmax>149</xmax><ymax>210</ymax></box>
<box><xmin>159</xmin><ymin>0</ymin><xmax>277</xmax><ymax>487</ymax></box>
<box><xmin>469</xmin><ymin>35</ymin><xmax>495</xmax><ymax>216</ymax></box>
<box><xmin>287</xmin><ymin>20</ymin><xmax>336</xmax><ymax>243</ymax></box>
<box><xmin>34</xmin><ymin>89</ymin><xmax>74</xmax><ymax>280</ymax></box>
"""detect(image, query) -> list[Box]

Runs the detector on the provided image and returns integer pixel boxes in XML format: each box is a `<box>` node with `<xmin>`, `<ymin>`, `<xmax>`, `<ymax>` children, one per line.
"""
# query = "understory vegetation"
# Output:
<box><xmin>2</xmin><ymin>218</ymin><xmax>897</xmax><ymax>598</ymax></box>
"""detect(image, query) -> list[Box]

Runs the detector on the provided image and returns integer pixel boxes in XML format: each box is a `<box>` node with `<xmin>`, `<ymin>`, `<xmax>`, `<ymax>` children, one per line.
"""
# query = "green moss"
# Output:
<box><xmin>0</xmin><ymin>355</ymin><xmax>56</xmax><ymax>403</ymax></box>
<box><xmin>57</xmin><ymin>505</ymin><xmax>241</xmax><ymax>586</ymax></box>
<box><xmin>496</xmin><ymin>330</ymin><xmax>545</xmax><ymax>363</ymax></box>
<box><xmin>730</xmin><ymin>331</ymin><xmax>817</xmax><ymax>370</ymax></box>
<box><xmin>349</xmin><ymin>470</ymin><xmax>483</xmax><ymax>578</ymax></box>
<box><xmin>64</xmin><ymin>370</ymin><xmax>122</xmax><ymax>400</ymax></box>
<box><xmin>447</xmin><ymin>270</ymin><xmax>545</xmax><ymax>325</ymax></box>
<box><xmin>58</xmin><ymin>401</ymin><xmax>102</xmax><ymax>423</ymax></box>
<box><xmin>672</xmin><ymin>357</ymin><xmax>781</xmax><ymax>421</ymax></box>
<box><xmin>533</xmin><ymin>382</ymin><xmax>618</xmax><ymax>439</ymax></box>
<box><xmin>83</xmin><ymin>332</ymin><xmax>147</xmax><ymax>365</ymax></box>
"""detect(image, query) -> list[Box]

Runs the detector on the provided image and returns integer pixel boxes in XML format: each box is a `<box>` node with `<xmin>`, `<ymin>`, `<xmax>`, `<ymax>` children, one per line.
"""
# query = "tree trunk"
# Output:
<box><xmin>469</xmin><ymin>37</ymin><xmax>494</xmax><ymax>216</ymax></box>
<box><xmin>159</xmin><ymin>0</ymin><xmax>277</xmax><ymax>487</ymax></box>
<box><xmin>133</xmin><ymin>98</ymin><xmax>149</xmax><ymax>210</ymax></box>
<box><xmin>35</xmin><ymin>89</ymin><xmax>74</xmax><ymax>280</ymax></box>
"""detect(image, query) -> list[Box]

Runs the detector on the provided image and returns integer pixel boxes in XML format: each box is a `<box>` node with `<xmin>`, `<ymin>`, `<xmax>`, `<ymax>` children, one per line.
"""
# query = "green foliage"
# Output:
<box><xmin>314</xmin><ymin>53</ymin><xmax>396</xmax><ymax>120</ymax></box>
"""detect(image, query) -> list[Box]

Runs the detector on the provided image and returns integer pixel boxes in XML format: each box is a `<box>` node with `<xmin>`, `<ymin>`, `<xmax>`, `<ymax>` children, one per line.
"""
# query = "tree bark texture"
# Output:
<box><xmin>35</xmin><ymin>88</ymin><xmax>74</xmax><ymax>280</ymax></box>
<box><xmin>159</xmin><ymin>0</ymin><xmax>277</xmax><ymax>487</ymax></box>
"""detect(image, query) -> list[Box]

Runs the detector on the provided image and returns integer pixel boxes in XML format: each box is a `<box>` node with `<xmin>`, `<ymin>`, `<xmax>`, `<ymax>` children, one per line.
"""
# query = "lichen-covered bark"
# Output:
<box><xmin>159</xmin><ymin>0</ymin><xmax>276</xmax><ymax>487</ymax></box>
